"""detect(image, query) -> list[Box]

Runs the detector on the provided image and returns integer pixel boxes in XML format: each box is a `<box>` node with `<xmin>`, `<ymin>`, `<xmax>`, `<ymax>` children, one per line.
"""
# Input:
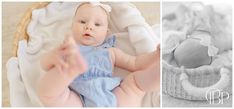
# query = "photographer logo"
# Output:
<box><xmin>206</xmin><ymin>88</ymin><xmax>229</xmax><ymax>104</ymax></box>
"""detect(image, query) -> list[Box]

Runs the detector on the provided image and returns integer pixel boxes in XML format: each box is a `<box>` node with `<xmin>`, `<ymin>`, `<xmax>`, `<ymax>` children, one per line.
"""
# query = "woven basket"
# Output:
<box><xmin>162</xmin><ymin>60</ymin><xmax>232</xmax><ymax>100</ymax></box>
<box><xmin>13</xmin><ymin>2</ymin><xmax>49</xmax><ymax>57</ymax></box>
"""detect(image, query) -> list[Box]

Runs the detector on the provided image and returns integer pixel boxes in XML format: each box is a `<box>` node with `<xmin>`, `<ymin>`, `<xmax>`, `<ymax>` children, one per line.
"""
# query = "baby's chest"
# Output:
<box><xmin>83</xmin><ymin>50</ymin><xmax>113</xmax><ymax>70</ymax></box>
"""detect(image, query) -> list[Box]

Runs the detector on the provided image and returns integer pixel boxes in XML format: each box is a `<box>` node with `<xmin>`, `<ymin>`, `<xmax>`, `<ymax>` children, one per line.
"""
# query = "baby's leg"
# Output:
<box><xmin>113</xmin><ymin>73</ymin><xmax>145</xmax><ymax>106</ymax></box>
<box><xmin>38</xmin><ymin>37</ymin><xmax>87</xmax><ymax>106</ymax></box>
<box><xmin>134</xmin><ymin>46</ymin><xmax>160</xmax><ymax>92</ymax></box>
<box><xmin>38</xmin><ymin>63</ymin><xmax>87</xmax><ymax>106</ymax></box>
<box><xmin>114</xmin><ymin>59</ymin><xmax>160</xmax><ymax>106</ymax></box>
<box><xmin>134</xmin><ymin>62</ymin><xmax>160</xmax><ymax>92</ymax></box>
<box><xmin>38</xmin><ymin>67</ymin><xmax>83</xmax><ymax>107</ymax></box>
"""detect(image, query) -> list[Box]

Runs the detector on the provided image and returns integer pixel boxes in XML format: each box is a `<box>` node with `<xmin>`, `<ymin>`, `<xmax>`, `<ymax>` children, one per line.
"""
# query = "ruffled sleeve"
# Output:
<box><xmin>100</xmin><ymin>35</ymin><xmax>116</xmax><ymax>48</ymax></box>
<box><xmin>199</xmin><ymin>35</ymin><xmax>219</xmax><ymax>56</ymax></box>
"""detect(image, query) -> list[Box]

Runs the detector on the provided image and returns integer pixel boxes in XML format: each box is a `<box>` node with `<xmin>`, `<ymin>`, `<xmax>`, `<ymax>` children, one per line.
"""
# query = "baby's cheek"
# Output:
<box><xmin>174</xmin><ymin>38</ymin><xmax>211</xmax><ymax>68</ymax></box>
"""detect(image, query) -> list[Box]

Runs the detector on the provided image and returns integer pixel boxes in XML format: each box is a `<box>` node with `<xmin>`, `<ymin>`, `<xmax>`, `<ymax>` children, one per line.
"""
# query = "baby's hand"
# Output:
<box><xmin>58</xmin><ymin>36</ymin><xmax>88</xmax><ymax>77</ymax></box>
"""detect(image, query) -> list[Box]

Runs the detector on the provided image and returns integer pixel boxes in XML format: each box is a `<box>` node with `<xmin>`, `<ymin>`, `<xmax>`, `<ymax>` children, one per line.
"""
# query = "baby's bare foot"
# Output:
<box><xmin>59</xmin><ymin>36</ymin><xmax>88</xmax><ymax>78</ymax></box>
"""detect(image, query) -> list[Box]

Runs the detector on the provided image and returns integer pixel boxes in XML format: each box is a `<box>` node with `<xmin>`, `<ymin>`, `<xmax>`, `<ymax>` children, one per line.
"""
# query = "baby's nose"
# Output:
<box><xmin>85</xmin><ymin>27</ymin><xmax>92</xmax><ymax>30</ymax></box>
<box><xmin>85</xmin><ymin>23</ymin><xmax>93</xmax><ymax>30</ymax></box>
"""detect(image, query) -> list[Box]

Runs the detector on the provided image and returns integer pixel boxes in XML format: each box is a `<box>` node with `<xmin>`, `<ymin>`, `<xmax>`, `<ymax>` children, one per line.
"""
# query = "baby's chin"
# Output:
<box><xmin>79</xmin><ymin>39</ymin><xmax>101</xmax><ymax>46</ymax></box>
<box><xmin>80</xmin><ymin>41</ymin><xmax>96</xmax><ymax>46</ymax></box>
<box><xmin>174</xmin><ymin>38</ymin><xmax>211</xmax><ymax>68</ymax></box>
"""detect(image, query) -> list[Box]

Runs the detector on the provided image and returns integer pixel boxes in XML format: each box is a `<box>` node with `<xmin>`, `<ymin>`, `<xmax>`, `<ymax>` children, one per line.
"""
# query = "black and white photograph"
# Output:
<box><xmin>162</xmin><ymin>1</ymin><xmax>232</xmax><ymax>107</ymax></box>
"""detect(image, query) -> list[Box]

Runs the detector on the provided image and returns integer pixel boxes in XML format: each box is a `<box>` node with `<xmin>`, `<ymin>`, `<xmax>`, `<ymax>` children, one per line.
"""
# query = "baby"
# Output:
<box><xmin>37</xmin><ymin>2</ymin><xmax>160</xmax><ymax>107</ymax></box>
<box><xmin>170</xmin><ymin>5</ymin><xmax>232</xmax><ymax>68</ymax></box>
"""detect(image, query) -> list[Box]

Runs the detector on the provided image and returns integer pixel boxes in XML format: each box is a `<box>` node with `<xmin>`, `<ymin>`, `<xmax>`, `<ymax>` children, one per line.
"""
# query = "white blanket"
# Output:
<box><xmin>7</xmin><ymin>2</ymin><xmax>160</xmax><ymax>107</ymax></box>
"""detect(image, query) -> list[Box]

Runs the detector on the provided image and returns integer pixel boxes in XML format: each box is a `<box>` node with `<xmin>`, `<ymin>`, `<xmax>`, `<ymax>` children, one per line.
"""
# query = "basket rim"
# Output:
<box><xmin>162</xmin><ymin>60</ymin><xmax>221</xmax><ymax>75</ymax></box>
<box><xmin>13</xmin><ymin>2</ymin><xmax>50</xmax><ymax>57</ymax></box>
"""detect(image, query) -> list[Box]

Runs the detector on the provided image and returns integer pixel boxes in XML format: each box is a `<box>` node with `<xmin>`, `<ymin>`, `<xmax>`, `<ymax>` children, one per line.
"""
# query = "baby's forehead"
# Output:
<box><xmin>76</xmin><ymin>3</ymin><xmax>108</xmax><ymax>17</ymax></box>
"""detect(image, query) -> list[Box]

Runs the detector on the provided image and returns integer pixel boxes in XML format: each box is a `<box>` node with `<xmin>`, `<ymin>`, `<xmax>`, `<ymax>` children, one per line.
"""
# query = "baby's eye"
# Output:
<box><xmin>79</xmin><ymin>20</ymin><xmax>86</xmax><ymax>24</ymax></box>
<box><xmin>95</xmin><ymin>23</ymin><xmax>101</xmax><ymax>26</ymax></box>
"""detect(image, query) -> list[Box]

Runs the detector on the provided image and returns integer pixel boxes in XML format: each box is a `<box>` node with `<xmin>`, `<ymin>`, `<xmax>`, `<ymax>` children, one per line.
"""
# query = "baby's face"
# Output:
<box><xmin>72</xmin><ymin>3</ymin><xmax>109</xmax><ymax>46</ymax></box>
<box><xmin>174</xmin><ymin>38</ymin><xmax>211</xmax><ymax>68</ymax></box>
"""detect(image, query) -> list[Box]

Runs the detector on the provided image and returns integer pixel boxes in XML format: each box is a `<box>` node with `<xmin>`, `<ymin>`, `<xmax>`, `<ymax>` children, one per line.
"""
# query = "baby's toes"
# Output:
<box><xmin>73</xmin><ymin>53</ymin><xmax>88</xmax><ymax>73</ymax></box>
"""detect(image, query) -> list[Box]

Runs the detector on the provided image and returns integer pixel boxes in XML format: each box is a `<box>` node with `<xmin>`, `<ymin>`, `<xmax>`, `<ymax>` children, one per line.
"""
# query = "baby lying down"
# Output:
<box><xmin>163</xmin><ymin>5</ymin><xmax>232</xmax><ymax>68</ymax></box>
<box><xmin>37</xmin><ymin>2</ymin><xmax>160</xmax><ymax>107</ymax></box>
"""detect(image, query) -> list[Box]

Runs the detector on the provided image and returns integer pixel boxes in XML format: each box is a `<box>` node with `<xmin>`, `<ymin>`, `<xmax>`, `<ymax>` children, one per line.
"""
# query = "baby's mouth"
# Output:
<box><xmin>84</xmin><ymin>33</ymin><xmax>90</xmax><ymax>36</ymax></box>
<box><xmin>83</xmin><ymin>33</ymin><xmax>95</xmax><ymax>41</ymax></box>
<box><xmin>83</xmin><ymin>33</ymin><xmax>92</xmax><ymax>38</ymax></box>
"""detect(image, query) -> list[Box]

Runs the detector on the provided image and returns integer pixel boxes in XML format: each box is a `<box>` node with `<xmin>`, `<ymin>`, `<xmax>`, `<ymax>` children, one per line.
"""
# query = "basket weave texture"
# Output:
<box><xmin>162</xmin><ymin>60</ymin><xmax>232</xmax><ymax>100</ymax></box>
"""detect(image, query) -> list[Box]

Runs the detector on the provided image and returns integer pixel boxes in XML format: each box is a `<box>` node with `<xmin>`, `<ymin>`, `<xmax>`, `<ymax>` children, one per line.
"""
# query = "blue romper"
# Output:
<box><xmin>69</xmin><ymin>35</ymin><xmax>121</xmax><ymax>107</ymax></box>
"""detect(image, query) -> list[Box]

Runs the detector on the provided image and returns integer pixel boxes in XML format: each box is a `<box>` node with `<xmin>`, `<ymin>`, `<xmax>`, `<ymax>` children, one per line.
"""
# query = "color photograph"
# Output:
<box><xmin>2</xmin><ymin>1</ymin><xmax>160</xmax><ymax>107</ymax></box>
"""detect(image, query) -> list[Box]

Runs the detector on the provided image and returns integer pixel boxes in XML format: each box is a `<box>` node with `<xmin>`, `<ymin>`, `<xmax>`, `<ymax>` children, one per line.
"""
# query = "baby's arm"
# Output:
<box><xmin>112</xmin><ymin>46</ymin><xmax>160</xmax><ymax>103</ymax></box>
<box><xmin>110</xmin><ymin>45</ymin><xmax>159</xmax><ymax>71</ymax></box>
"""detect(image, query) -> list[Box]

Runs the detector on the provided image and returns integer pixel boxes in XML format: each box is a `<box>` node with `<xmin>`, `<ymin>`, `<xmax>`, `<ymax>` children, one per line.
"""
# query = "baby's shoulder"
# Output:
<box><xmin>108</xmin><ymin>47</ymin><xmax>121</xmax><ymax>54</ymax></box>
<box><xmin>107</xmin><ymin>47</ymin><xmax>122</xmax><ymax>58</ymax></box>
<box><xmin>108</xmin><ymin>47</ymin><xmax>116</xmax><ymax>55</ymax></box>
<box><xmin>107</xmin><ymin>47</ymin><xmax>117</xmax><ymax>65</ymax></box>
